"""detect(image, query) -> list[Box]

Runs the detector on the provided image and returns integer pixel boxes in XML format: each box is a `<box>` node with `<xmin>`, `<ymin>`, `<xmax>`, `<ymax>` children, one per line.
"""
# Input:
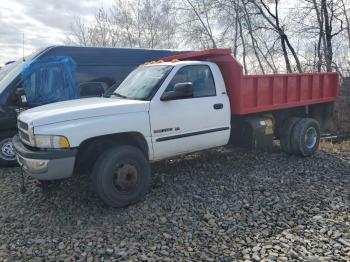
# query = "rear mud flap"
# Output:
<box><xmin>229</xmin><ymin>117</ymin><xmax>274</xmax><ymax>151</ymax></box>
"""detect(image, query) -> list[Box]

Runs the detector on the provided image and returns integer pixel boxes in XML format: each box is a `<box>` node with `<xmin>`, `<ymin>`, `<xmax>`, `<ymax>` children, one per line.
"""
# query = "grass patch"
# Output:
<box><xmin>320</xmin><ymin>140</ymin><xmax>350</xmax><ymax>153</ymax></box>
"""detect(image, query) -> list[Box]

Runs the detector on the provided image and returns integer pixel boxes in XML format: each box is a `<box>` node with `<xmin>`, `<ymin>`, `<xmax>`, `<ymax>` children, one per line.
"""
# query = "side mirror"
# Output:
<box><xmin>161</xmin><ymin>82</ymin><xmax>193</xmax><ymax>101</ymax></box>
<box><xmin>15</xmin><ymin>88</ymin><xmax>28</xmax><ymax>107</ymax></box>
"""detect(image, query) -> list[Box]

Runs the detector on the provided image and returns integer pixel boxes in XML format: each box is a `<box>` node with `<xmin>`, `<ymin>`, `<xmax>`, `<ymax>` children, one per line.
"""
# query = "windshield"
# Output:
<box><xmin>0</xmin><ymin>60</ymin><xmax>21</xmax><ymax>81</ymax></box>
<box><xmin>0</xmin><ymin>61</ymin><xmax>24</xmax><ymax>94</ymax></box>
<box><xmin>113</xmin><ymin>65</ymin><xmax>173</xmax><ymax>100</ymax></box>
<box><xmin>0</xmin><ymin>47</ymin><xmax>47</xmax><ymax>94</ymax></box>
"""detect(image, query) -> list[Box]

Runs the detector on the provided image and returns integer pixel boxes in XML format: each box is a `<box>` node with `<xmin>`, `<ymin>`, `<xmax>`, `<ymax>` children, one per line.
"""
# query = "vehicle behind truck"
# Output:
<box><xmin>13</xmin><ymin>49</ymin><xmax>339</xmax><ymax>207</ymax></box>
<box><xmin>0</xmin><ymin>46</ymin><xmax>185</xmax><ymax>167</ymax></box>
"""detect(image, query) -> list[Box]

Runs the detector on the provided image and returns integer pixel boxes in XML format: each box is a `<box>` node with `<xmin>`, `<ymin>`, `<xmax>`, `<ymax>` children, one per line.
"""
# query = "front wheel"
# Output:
<box><xmin>0</xmin><ymin>131</ymin><xmax>18</xmax><ymax>167</ymax></box>
<box><xmin>91</xmin><ymin>146</ymin><xmax>151</xmax><ymax>208</ymax></box>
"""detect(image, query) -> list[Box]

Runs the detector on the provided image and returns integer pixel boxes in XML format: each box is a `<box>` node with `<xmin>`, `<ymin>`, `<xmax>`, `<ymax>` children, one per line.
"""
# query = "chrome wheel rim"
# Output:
<box><xmin>113</xmin><ymin>163</ymin><xmax>139</xmax><ymax>193</ymax></box>
<box><xmin>305</xmin><ymin>127</ymin><xmax>317</xmax><ymax>149</ymax></box>
<box><xmin>0</xmin><ymin>139</ymin><xmax>16</xmax><ymax>161</ymax></box>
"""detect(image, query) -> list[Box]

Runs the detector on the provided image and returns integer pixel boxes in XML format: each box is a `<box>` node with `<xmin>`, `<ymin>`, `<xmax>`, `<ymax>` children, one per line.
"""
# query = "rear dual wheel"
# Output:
<box><xmin>280</xmin><ymin>117</ymin><xmax>301</xmax><ymax>154</ymax></box>
<box><xmin>280</xmin><ymin>117</ymin><xmax>320</xmax><ymax>157</ymax></box>
<box><xmin>291</xmin><ymin>118</ymin><xmax>320</xmax><ymax>156</ymax></box>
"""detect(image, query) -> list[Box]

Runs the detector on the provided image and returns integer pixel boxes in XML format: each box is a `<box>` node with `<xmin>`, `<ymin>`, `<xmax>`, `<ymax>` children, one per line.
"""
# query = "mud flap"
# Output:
<box><xmin>19</xmin><ymin>163</ymin><xmax>27</xmax><ymax>193</ymax></box>
<box><xmin>229</xmin><ymin>117</ymin><xmax>274</xmax><ymax>151</ymax></box>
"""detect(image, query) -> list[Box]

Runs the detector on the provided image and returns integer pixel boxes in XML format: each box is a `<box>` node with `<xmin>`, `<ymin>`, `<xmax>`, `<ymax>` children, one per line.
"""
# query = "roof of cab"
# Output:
<box><xmin>141</xmin><ymin>60</ymin><xmax>212</xmax><ymax>67</ymax></box>
<box><xmin>40</xmin><ymin>46</ymin><xmax>190</xmax><ymax>65</ymax></box>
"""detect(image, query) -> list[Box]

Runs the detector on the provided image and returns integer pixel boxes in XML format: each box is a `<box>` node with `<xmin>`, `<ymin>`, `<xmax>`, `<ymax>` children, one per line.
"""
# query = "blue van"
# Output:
<box><xmin>0</xmin><ymin>46</ymin><xmax>185</xmax><ymax>167</ymax></box>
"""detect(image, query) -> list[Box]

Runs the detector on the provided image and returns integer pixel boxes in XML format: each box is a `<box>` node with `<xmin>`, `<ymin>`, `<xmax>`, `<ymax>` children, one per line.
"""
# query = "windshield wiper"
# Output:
<box><xmin>111</xmin><ymin>92</ymin><xmax>128</xmax><ymax>99</ymax></box>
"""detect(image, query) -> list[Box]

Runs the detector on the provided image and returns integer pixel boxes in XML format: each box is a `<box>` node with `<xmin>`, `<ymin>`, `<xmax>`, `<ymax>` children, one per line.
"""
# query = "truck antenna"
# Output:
<box><xmin>22</xmin><ymin>33</ymin><xmax>25</xmax><ymax>62</ymax></box>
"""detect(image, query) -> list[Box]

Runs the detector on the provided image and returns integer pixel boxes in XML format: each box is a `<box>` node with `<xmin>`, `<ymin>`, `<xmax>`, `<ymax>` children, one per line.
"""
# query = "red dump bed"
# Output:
<box><xmin>162</xmin><ymin>49</ymin><xmax>339</xmax><ymax>115</ymax></box>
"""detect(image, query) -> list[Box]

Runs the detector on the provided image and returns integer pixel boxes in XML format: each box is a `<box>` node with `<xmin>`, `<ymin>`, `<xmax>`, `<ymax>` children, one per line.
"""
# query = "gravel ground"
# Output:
<box><xmin>0</xmin><ymin>145</ymin><xmax>349</xmax><ymax>261</ymax></box>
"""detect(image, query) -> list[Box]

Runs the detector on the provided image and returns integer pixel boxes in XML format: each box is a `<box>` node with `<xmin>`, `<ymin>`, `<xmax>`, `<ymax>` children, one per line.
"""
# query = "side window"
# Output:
<box><xmin>78</xmin><ymin>82</ymin><xmax>108</xmax><ymax>97</ymax></box>
<box><xmin>166</xmin><ymin>65</ymin><xmax>216</xmax><ymax>98</ymax></box>
<box><xmin>23</xmin><ymin>66</ymin><xmax>66</xmax><ymax>105</ymax></box>
<box><xmin>20</xmin><ymin>56</ymin><xmax>79</xmax><ymax>106</ymax></box>
<box><xmin>22</xmin><ymin>70</ymin><xmax>38</xmax><ymax>104</ymax></box>
<box><xmin>7</xmin><ymin>82</ymin><xmax>25</xmax><ymax>107</ymax></box>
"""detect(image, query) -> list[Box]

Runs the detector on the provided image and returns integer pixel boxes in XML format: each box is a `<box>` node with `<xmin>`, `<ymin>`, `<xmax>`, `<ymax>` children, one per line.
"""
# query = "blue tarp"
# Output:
<box><xmin>21</xmin><ymin>56</ymin><xmax>80</xmax><ymax>106</ymax></box>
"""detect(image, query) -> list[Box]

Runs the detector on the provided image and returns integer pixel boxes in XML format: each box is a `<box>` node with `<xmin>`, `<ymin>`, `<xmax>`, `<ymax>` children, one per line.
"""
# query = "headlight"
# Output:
<box><xmin>34</xmin><ymin>135</ymin><xmax>70</xmax><ymax>149</ymax></box>
<box><xmin>28</xmin><ymin>127</ymin><xmax>35</xmax><ymax>145</ymax></box>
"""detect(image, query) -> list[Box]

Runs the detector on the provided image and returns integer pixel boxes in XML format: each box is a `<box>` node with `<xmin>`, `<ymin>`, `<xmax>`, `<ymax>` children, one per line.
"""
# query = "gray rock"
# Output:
<box><xmin>33</xmin><ymin>239</ymin><xmax>46</xmax><ymax>245</ymax></box>
<box><xmin>307</xmin><ymin>256</ymin><xmax>321</xmax><ymax>262</ymax></box>
<box><xmin>106</xmin><ymin>248</ymin><xmax>114</xmax><ymax>255</ymax></box>
<box><xmin>243</xmin><ymin>254</ymin><xmax>250</xmax><ymax>260</ymax></box>
<box><xmin>162</xmin><ymin>233</ymin><xmax>172</xmax><ymax>240</ymax></box>
<box><xmin>159</xmin><ymin>217</ymin><xmax>167</xmax><ymax>224</ymax></box>
<box><xmin>337</xmin><ymin>238</ymin><xmax>350</xmax><ymax>247</ymax></box>
<box><xmin>252</xmin><ymin>245</ymin><xmax>261</xmax><ymax>252</ymax></box>
<box><xmin>252</xmin><ymin>253</ymin><xmax>260</xmax><ymax>261</ymax></box>
<box><xmin>58</xmin><ymin>242</ymin><xmax>65</xmax><ymax>250</ymax></box>
<box><xmin>0</xmin><ymin>145</ymin><xmax>348</xmax><ymax>261</ymax></box>
<box><xmin>288</xmin><ymin>249</ymin><xmax>299</xmax><ymax>259</ymax></box>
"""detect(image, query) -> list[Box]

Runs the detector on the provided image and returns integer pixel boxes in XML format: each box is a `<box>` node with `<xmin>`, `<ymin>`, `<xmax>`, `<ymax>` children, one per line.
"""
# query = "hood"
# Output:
<box><xmin>19</xmin><ymin>97</ymin><xmax>150</xmax><ymax>126</ymax></box>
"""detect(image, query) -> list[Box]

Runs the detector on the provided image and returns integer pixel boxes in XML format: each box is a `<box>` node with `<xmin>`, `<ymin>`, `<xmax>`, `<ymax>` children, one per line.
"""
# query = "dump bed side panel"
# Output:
<box><xmin>238</xmin><ymin>73</ymin><xmax>339</xmax><ymax>115</ymax></box>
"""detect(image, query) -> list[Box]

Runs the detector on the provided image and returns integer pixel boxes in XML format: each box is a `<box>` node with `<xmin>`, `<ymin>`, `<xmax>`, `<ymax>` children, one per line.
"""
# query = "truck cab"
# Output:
<box><xmin>147</xmin><ymin>61</ymin><xmax>231</xmax><ymax>160</ymax></box>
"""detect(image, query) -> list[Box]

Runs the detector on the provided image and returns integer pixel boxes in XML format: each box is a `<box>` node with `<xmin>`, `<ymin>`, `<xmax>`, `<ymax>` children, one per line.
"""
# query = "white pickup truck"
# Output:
<box><xmin>13</xmin><ymin>49</ymin><xmax>338</xmax><ymax>207</ymax></box>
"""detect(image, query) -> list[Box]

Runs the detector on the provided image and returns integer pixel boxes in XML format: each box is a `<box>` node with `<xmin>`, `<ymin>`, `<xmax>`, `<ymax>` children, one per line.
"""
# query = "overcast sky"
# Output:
<box><xmin>0</xmin><ymin>0</ymin><xmax>298</xmax><ymax>66</ymax></box>
<box><xmin>0</xmin><ymin>0</ymin><xmax>114</xmax><ymax>65</ymax></box>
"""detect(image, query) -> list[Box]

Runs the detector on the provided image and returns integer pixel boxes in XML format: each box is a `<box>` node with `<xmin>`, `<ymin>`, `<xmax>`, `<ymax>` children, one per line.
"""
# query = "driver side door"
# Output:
<box><xmin>149</xmin><ymin>64</ymin><xmax>231</xmax><ymax>160</ymax></box>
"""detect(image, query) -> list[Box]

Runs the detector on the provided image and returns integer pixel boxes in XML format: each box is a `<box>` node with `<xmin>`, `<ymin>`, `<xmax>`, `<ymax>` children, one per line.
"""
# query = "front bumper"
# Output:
<box><xmin>12</xmin><ymin>135</ymin><xmax>77</xmax><ymax>180</ymax></box>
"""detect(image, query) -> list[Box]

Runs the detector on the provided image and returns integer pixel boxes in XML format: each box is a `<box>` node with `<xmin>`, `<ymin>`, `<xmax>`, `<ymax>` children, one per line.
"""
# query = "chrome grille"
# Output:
<box><xmin>18</xmin><ymin>120</ymin><xmax>28</xmax><ymax>131</ymax></box>
<box><xmin>19</xmin><ymin>130</ymin><xmax>30</xmax><ymax>143</ymax></box>
<box><xmin>17</xmin><ymin>120</ymin><xmax>31</xmax><ymax>145</ymax></box>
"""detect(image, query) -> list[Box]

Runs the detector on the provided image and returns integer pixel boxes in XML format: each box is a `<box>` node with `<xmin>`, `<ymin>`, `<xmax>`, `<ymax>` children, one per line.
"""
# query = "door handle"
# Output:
<box><xmin>213</xmin><ymin>103</ymin><xmax>223</xmax><ymax>110</ymax></box>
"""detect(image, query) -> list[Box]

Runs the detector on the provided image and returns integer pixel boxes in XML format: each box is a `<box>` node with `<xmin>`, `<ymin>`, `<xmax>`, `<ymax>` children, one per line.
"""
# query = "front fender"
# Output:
<box><xmin>0</xmin><ymin>105</ymin><xmax>17</xmax><ymax>131</ymax></box>
<box><xmin>34</xmin><ymin>112</ymin><xmax>151</xmax><ymax>149</ymax></box>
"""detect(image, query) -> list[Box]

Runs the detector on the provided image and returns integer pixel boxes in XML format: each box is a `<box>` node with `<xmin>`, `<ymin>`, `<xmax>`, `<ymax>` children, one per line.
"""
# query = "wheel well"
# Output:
<box><xmin>74</xmin><ymin>132</ymin><xmax>149</xmax><ymax>174</ymax></box>
<box><xmin>0</xmin><ymin>130</ymin><xmax>18</xmax><ymax>144</ymax></box>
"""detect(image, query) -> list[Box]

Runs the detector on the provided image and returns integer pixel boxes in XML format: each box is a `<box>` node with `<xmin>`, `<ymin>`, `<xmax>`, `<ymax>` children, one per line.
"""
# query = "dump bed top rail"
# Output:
<box><xmin>162</xmin><ymin>49</ymin><xmax>339</xmax><ymax>115</ymax></box>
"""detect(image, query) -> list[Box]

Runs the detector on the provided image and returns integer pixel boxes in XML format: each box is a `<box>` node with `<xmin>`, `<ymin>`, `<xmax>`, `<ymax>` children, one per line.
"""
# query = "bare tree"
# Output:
<box><xmin>300</xmin><ymin>0</ymin><xmax>346</xmax><ymax>72</ymax></box>
<box><xmin>67</xmin><ymin>0</ymin><xmax>178</xmax><ymax>49</ymax></box>
<box><xmin>66</xmin><ymin>0</ymin><xmax>350</xmax><ymax>76</ymax></box>
<box><xmin>322</xmin><ymin>0</ymin><xmax>338</xmax><ymax>71</ymax></box>
<box><xmin>90</xmin><ymin>8</ymin><xmax>114</xmax><ymax>47</ymax></box>
<box><xmin>247</xmin><ymin>0</ymin><xmax>302</xmax><ymax>73</ymax></box>
<box><xmin>176</xmin><ymin>0</ymin><xmax>221</xmax><ymax>48</ymax></box>
<box><xmin>67</xmin><ymin>17</ymin><xmax>91</xmax><ymax>46</ymax></box>
<box><xmin>310</xmin><ymin>0</ymin><xmax>326</xmax><ymax>72</ymax></box>
<box><xmin>241</xmin><ymin>0</ymin><xmax>266</xmax><ymax>73</ymax></box>
<box><xmin>340</xmin><ymin>0</ymin><xmax>350</xmax><ymax>47</ymax></box>
<box><xmin>111</xmin><ymin>0</ymin><xmax>178</xmax><ymax>48</ymax></box>
<box><xmin>238</xmin><ymin>14</ymin><xmax>248</xmax><ymax>74</ymax></box>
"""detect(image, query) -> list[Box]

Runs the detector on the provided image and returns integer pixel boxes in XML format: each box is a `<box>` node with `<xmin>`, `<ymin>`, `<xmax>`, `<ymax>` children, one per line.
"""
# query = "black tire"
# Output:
<box><xmin>291</xmin><ymin>118</ymin><xmax>320</xmax><ymax>157</ymax></box>
<box><xmin>280</xmin><ymin>117</ymin><xmax>301</xmax><ymax>154</ymax></box>
<box><xmin>0</xmin><ymin>131</ymin><xmax>18</xmax><ymax>168</ymax></box>
<box><xmin>91</xmin><ymin>145</ymin><xmax>151</xmax><ymax>208</ymax></box>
